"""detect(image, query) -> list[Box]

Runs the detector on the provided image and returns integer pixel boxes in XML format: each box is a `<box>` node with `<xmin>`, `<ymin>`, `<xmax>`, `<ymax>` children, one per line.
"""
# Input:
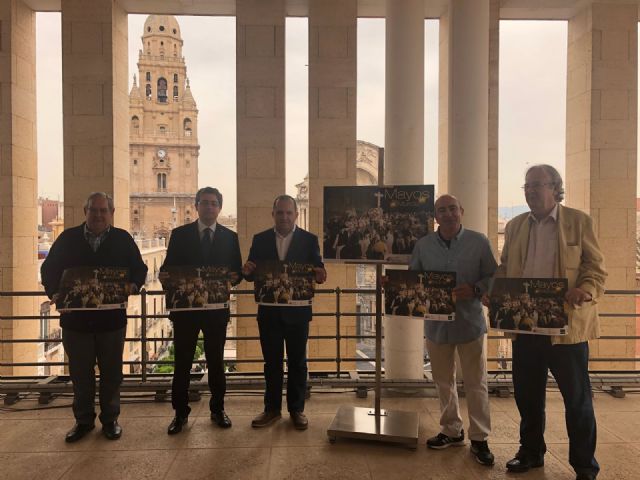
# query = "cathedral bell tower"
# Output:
<box><xmin>129</xmin><ymin>15</ymin><xmax>199</xmax><ymax>239</ymax></box>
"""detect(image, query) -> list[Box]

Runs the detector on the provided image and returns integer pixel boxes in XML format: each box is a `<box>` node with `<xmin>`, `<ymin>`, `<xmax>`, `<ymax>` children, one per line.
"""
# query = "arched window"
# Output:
<box><xmin>157</xmin><ymin>78</ymin><xmax>167</xmax><ymax>103</ymax></box>
<box><xmin>145</xmin><ymin>84</ymin><xmax>151</xmax><ymax>98</ymax></box>
<box><xmin>145</xmin><ymin>72</ymin><xmax>151</xmax><ymax>81</ymax></box>
<box><xmin>159</xmin><ymin>125</ymin><xmax>166</xmax><ymax>135</ymax></box>
<box><xmin>173</xmin><ymin>73</ymin><xmax>178</xmax><ymax>83</ymax></box>
<box><xmin>183</xmin><ymin>118</ymin><xmax>192</xmax><ymax>137</ymax></box>
<box><xmin>173</xmin><ymin>86</ymin><xmax>178</xmax><ymax>98</ymax></box>
<box><xmin>131</xmin><ymin>116</ymin><xmax>139</xmax><ymax>133</ymax></box>
<box><xmin>157</xmin><ymin>173</ymin><xmax>167</xmax><ymax>191</ymax></box>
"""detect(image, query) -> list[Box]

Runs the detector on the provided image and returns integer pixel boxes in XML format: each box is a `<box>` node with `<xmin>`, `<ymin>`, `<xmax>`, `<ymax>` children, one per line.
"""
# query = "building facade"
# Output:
<box><xmin>129</xmin><ymin>15</ymin><xmax>199</xmax><ymax>239</ymax></box>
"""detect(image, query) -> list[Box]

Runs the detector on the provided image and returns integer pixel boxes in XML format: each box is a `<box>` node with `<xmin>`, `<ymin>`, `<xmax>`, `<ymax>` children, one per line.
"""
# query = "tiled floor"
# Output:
<box><xmin>0</xmin><ymin>389</ymin><xmax>638</xmax><ymax>479</ymax></box>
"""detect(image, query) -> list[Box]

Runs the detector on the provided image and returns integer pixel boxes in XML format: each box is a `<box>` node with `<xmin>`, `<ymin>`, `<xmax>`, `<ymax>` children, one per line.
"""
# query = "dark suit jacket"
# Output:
<box><xmin>40</xmin><ymin>223</ymin><xmax>148</xmax><ymax>332</ymax></box>
<box><xmin>246</xmin><ymin>227</ymin><xmax>323</xmax><ymax>319</ymax></box>
<box><xmin>161</xmin><ymin>221</ymin><xmax>242</xmax><ymax>321</ymax></box>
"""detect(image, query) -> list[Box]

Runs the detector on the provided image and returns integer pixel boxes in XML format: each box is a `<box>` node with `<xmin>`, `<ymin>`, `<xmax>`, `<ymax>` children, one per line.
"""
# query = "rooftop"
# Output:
<box><xmin>1</xmin><ymin>389</ymin><xmax>639</xmax><ymax>479</ymax></box>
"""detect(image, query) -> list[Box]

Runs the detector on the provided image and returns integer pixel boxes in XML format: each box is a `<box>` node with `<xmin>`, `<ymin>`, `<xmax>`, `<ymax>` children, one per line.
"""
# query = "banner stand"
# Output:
<box><xmin>327</xmin><ymin>148</ymin><xmax>419</xmax><ymax>448</ymax></box>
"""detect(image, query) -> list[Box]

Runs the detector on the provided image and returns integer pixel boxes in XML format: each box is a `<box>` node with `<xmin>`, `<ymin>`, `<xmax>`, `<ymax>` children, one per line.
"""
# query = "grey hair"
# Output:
<box><xmin>272</xmin><ymin>194</ymin><xmax>298</xmax><ymax>212</ymax></box>
<box><xmin>526</xmin><ymin>164</ymin><xmax>565</xmax><ymax>202</ymax></box>
<box><xmin>85</xmin><ymin>192</ymin><xmax>115</xmax><ymax>211</ymax></box>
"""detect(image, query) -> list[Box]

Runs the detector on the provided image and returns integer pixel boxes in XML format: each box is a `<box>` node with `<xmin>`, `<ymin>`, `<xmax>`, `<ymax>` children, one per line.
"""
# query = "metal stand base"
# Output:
<box><xmin>327</xmin><ymin>405</ymin><xmax>419</xmax><ymax>448</ymax></box>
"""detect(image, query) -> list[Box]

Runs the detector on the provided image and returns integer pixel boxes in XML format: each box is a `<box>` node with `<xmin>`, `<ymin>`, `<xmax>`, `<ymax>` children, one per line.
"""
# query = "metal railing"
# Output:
<box><xmin>1</xmin><ymin>288</ymin><xmax>640</xmax><ymax>397</ymax></box>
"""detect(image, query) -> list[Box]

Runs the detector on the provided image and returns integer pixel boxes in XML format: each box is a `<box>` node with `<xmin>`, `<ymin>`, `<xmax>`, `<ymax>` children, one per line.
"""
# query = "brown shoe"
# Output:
<box><xmin>251</xmin><ymin>411</ymin><xmax>281</xmax><ymax>428</ymax></box>
<box><xmin>290</xmin><ymin>411</ymin><xmax>308</xmax><ymax>430</ymax></box>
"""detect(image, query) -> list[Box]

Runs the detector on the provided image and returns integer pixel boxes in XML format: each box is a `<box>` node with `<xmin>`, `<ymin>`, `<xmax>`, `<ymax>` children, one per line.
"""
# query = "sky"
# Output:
<box><xmin>36</xmin><ymin>14</ymin><xmax>579</xmax><ymax>216</ymax></box>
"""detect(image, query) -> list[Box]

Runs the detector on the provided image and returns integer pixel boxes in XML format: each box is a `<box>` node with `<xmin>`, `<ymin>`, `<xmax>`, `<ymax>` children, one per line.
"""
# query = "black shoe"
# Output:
<box><xmin>506</xmin><ymin>450</ymin><xmax>544</xmax><ymax>473</ymax></box>
<box><xmin>167</xmin><ymin>416</ymin><xmax>188</xmax><ymax>435</ymax></box>
<box><xmin>251</xmin><ymin>411</ymin><xmax>282</xmax><ymax>428</ymax></box>
<box><xmin>65</xmin><ymin>423</ymin><xmax>95</xmax><ymax>443</ymax></box>
<box><xmin>101</xmin><ymin>421</ymin><xmax>122</xmax><ymax>440</ymax></box>
<box><xmin>426</xmin><ymin>429</ymin><xmax>465</xmax><ymax>449</ymax></box>
<box><xmin>290</xmin><ymin>411</ymin><xmax>308</xmax><ymax>430</ymax></box>
<box><xmin>470</xmin><ymin>440</ymin><xmax>495</xmax><ymax>466</ymax></box>
<box><xmin>211</xmin><ymin>411</ymin><xmax>232</xmax><ymax>428</ymax></box>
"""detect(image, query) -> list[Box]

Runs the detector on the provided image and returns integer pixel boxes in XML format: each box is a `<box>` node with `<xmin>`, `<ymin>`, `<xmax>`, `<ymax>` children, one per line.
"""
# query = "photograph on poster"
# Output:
<box><xmin>58</xmin><ymin>266</ymin><xmax>129</xmax><ymax>312</ymax></box>
<box><xmin>489</xmin><ymin>278</ymin><xmax>569</xmax><ymax>335</ymax></box>
<box><xmin>253</xmin><ymin>260</ymin><xmax>316</xmax><ymax>306</ymax></box>
<box><xmin>323</xmin><ymin>185</ymin><xmax>434</xmax><ymax>264</ymax></box>
<box><xmin>163</xmin><ymin>266</ymin><xmax>231</xmax><ymax>311</ymax></box>
<box><xmin>385</xmin><ymin>270</ymin><xmax>456</xmax><ymax>321</ymax></box>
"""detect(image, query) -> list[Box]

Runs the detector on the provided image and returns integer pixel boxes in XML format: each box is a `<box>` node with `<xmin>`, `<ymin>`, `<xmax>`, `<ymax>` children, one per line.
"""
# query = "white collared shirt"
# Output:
<box><xmin>275</xmin><ymin>225</ymin><xmax>296</xmax><ymax>261</ymax></box>
<box><xmin>523</xmin><ymin>203</ymin><xmax>558</xmax><ymax>278</ymax></box>
<box><xmin>197</xmin><ymin>219</ymin><xmax>217</xmax><ymax>241</ymax></box>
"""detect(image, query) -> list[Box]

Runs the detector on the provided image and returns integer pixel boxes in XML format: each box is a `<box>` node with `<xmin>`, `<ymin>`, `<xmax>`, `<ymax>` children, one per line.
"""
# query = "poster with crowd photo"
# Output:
<box><xmin>163</xmin><ymin>266</ymin><xmax>231</xmax><ymax>311</ymax></box>
<box><xmin>489</xmin><ymin>278</ymin><xmax>569</xmax><ymax>335</ymax></box>
<box><xmin>57</xmin><ymin>267</ymin><xmax>129</xmax><ymax>312</ymax></box>
<box><xmin>253</xmin><ymin>260</ymin><xmax>315</xmax><ymax>306</ymax></box>
<box><xmin>323</xmin><ymin>185</ymin><xmax>435</xmax><ymax>264</ymax></box>
<box><xmin>384</xmin><ymin>270</ymin><xmax>456</xmax><ymax>321</ymax></box>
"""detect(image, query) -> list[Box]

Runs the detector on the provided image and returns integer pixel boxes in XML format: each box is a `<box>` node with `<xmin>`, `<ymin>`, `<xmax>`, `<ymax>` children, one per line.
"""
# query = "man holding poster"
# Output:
<box><xmin>162</xmin><ymin>187</ymin><xmax>242</xmax><ymax>434</ymax></box>
<box><xmin>41</xmin><ymin>192</ymin><xmax>147</xmax><ymax>442</ymax></box>
<box><xmin>409</xmin><ymin>194</ymin><xmax>497</xmax><ymax>466</ymax></box>
<box><xmin>497</xmin><ymin>165</ymin><xmax>606</xmax><ymax>480</ymax></box>
<box><xmin>242</xmin><ymin>195</ymin><xmax>326</xmax><ymax>430</ymax></box>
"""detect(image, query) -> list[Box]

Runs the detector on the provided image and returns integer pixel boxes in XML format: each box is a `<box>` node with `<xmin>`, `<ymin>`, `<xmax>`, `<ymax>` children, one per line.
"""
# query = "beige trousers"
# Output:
<box><xmin>426</xmin><ymin>335</ymin><xmax>491</xmax><ymax>441</ymax></box>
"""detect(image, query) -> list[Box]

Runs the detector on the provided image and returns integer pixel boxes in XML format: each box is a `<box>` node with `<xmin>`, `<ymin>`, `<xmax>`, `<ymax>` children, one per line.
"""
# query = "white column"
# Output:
<box><xmin>383</xmin><ymin>0</ymin><xmax>425</xmax><ymax>381</ymax></box>
<box><xmin>446</xmin><ymin>0</ymin><xmax>489</xmax><ymax>234</ymax></box>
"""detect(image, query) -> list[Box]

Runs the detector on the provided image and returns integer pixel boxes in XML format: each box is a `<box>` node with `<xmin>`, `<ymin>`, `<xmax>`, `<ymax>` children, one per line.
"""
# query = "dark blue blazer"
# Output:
<box><xmin>246</xmin><ymin>227</ymin><xmax>323</xmax><ymax>319</ymax></box>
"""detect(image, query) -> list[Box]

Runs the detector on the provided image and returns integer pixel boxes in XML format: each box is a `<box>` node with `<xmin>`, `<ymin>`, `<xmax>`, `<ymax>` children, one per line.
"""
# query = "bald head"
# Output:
<box><xmin>434</xmin><ymin>194</ymin><xmax>464</xmax><ymax>240</ymax></box>
<box><xmin>435</xmin><ymin>194</ymin><xmax>462</xmax><ymax>211</ymax></box>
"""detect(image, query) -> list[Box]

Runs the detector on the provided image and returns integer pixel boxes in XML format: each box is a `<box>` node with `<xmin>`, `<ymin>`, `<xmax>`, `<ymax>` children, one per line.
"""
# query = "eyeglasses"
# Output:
<box><xmin>198</xmin><ymin>200</ymin><xmax>220</xmax><ymax>207</ymax></box>
<box><xmin>521</xmin><ymin>182</ymin><xmax>554</xmax><ymax>191</ymax></box>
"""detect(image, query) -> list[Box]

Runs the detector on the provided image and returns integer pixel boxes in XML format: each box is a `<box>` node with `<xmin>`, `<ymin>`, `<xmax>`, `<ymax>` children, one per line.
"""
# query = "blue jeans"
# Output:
<box><xmin>512</xmin><ymin>335</ymin><xmax>599</xmax><ymax>477</ymax></box>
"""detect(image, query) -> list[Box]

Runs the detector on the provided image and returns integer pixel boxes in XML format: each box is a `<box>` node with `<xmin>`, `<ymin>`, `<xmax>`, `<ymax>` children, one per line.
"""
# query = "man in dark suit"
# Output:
<box><xmin>41</xmin><ymin>192</ymin><xmax>147</xmax><ymax>442</ymax></box>
<box><xmin>242</xmin><ymin>195</ymin><xmax>327</xmax><ymax>430</ymax></box>
<box><xmin>161</xmin><ymin>187</ymin><xmax>242</xmax><ymax>434</ymax></box>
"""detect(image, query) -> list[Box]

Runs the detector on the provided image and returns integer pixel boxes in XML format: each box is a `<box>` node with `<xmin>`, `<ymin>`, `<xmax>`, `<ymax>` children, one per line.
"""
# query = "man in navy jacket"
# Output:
<box><xmin>161</xmin><ymin>187</ymin><xmax>242</xmax><ymax>434</ymax></box>
<box><xmin>41</xmin><ymin>192</ymin><xmax>147</xmax><ymax>442</ymax></box>
<box><xmin>242</xmin><ymin>195</ymin><xmax>326</xmax><ymax>430</ymax></box>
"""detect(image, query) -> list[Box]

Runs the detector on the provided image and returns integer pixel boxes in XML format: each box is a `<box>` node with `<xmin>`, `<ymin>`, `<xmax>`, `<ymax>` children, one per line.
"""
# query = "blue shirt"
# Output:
<box><xmin>409</xmin><ymin>226</ymin><xmax>497</xmax><ymax>344</ymax></box>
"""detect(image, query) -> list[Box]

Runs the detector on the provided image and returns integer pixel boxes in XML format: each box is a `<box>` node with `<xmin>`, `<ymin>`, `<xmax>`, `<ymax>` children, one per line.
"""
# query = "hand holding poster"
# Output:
<box><xmin>163</xmin><ymin>266</ymin><xmax>231</xmax><ymax>311</ymax></box>
<box><xmin>323</xmin><ymin>185</ymin><xmax>434</xmax><ymax>264</ymax></box>
<box><xmin>57</xmin><ymin>266</ymin><xmax>129</xmax><ymax>312</ymax></box>
<box><xmin>384</xmin><ymin>270</ymin><xmax>456</xmax><ymax>321</ymax></box>
<box><xmin>253</xmin><ymin>260</ymin><xmax>315</xmax><ymax>306</ymax></box>
<box><xmin>489</xmin><ymin>278</ymin><xmax>569</xmax><ymax>335</ymax></box>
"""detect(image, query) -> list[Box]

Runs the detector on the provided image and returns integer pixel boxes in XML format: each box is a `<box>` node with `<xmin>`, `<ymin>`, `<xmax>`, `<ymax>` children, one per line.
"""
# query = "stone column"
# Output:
<box><xmin>308</xmin><ymin>0</ymin><xmax>358</xmax><ymax>372</ymax></box>
<box><xmin>383</xmin><ymin>0</ymin><xmax>425</xmax><ymax>381</ymax></box>
<box><xmin>565</xmin><ymin>3</ymin><xmax>637</xmax><ymax>369</ymax></box>
<box><xmin>487</xmin><ymin>0</ymin><xmax>499</xmax><ymax>255</ymax></box>
<box><xmin>235</xmin><ymin>0</ymin><xmax>285</xmax><ymax>372</ymax></box>
<box><xmin>438</xmin><ymin>0</ymin><xmax>491</xmax><ymax>379</ymax></box>
<box><xmin>487</xmin><ymin>0</ymin><xmax>501</xmax><ymax>370</ymax></box>
<box><xmin>442</xmin><ymin>0</ymin><xmax>489</xmax><ymax>234</ymax></box>
<box><xmin>0</xmin><ymin>0</ymin><xmax>39</xmax><ymax>376</ymax></box>
<box><xmin>61</xmin><ymin>0</ymin><xmax>129</xmax><ymax>228</ymax></box>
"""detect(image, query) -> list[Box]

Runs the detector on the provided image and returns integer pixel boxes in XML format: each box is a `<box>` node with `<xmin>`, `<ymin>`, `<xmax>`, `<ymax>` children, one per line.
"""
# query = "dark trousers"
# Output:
<box><xmin>512</xmin><ymin>335</ymin><xmax>599</xmax><ymax>477</ymax></box>
<box><xmin>257</xmin><ymin>306</ymin><xmax>310</xmax><ymax>413</ymax></box>
<box><xmin>62</xmin><ymin>327</ymin><xmax>126</xmax><ymax>425</ymax></box>
<box><xmin>171</xmin><ymin>310</ymin><xmax>228</xmax><ymax>417</ymax></box>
